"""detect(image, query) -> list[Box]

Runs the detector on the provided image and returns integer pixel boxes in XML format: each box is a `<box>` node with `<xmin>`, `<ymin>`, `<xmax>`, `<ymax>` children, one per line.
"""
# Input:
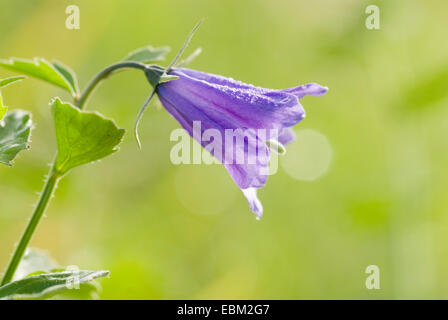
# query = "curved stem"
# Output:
<box><xmin>1</xmin><ymin>167</ymin><xmax>60</xmax><ymax>285</ymax></box>
<box><xmin>1</xmin><ymin>61</ymin><xmax>147</xmax><ymax>286</ymax></box>
<box><xmin>76</xmin><ymin>61</ymin><xmax>147</xmax><ymax>110</ymax></box>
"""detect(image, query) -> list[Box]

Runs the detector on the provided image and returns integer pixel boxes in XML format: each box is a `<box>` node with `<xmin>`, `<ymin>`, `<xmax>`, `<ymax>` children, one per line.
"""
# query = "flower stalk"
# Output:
<box><xmin>76</xmin><ymin>61</ymin><xmax>147</xmax><ymax>109</ymax></box>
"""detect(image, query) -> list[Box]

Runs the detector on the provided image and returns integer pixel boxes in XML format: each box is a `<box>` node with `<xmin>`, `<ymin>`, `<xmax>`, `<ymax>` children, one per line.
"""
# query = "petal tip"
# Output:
<box><xmin>242</xmin><ymin>188</ymin><xmax>263</xmax><ymax>219</ymax></box>
<box><xmin>282</xmin><ymin>83</ymin><xmax>329</xmax><ymax>99</ymax></box>
<box><xmin>307</xmin><ymin>83</ymin><xmax>328</xmax><ymax>96</ymax></box>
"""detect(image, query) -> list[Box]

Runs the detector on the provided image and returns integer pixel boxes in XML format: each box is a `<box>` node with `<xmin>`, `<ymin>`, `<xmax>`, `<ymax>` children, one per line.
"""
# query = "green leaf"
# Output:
<box><xmin>0</xmin><ymin>57</ymin><xmax>76</xmax><ymax>96</ymax></box>
<box><xmin>51</xmin><ymin>97</ymin><xmax>125</xmax><ymax>175</ymax></box>
<box><xmin>0</xmin><ymin>110</ymin><xmax>32</xmax><ymax>166</ymax></box>
<box><xmin>52</xmin><ymin>61</ymin><xmax>80</xmax><ymax>96</ymax></box>
<box><xmin>124</xmin><ymin>46</ymin><xmax>170</xmax><ymax>64</ymax></box>
<box><xmin>0</xmin><ymin>75</ymin><xmax>26</xmax><ymax>89</ymax></box>
<box><xmin>13</xmin><ymin>249</ymin><xmax>103</xmax><ymax>300</ymax></box>
<box><xmin>53</xmin><ymin>282</ymin><xmax>102</xmax><ymax>300</ymax></box>
<box><xmin>0</xmin><ymin>75</ymin><xmax>26</xmax><ymax>120</ymax></box>
<box><xmin>0</xmin><ymin>270</ymin><xmax>110</xmax><ymax>300</ymax></box>
<box><xmin>13</xmin><ymin>248</ymin><xmax>58</xmax><ymax>281</ymax></box>
<box><xmin>0</xmin><ymin>106</ymin><xmax>5</xmax><ymax>121</ymax></box>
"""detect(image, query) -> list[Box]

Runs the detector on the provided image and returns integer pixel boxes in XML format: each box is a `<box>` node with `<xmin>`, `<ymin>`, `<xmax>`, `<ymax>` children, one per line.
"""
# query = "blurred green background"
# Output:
<box><xmin>1</xmin><ymin>0</ymin><xmax>448</xmax><ymax>299</ymax></box>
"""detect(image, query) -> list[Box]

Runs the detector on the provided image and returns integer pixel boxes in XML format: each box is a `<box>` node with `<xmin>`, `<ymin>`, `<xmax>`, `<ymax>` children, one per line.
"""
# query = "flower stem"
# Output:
<box><xmin>1</xmin><ymin>167</ymin><xmax>60</xmax><ymax>285</ymax></box>
<box><xmin>1</xmin><ymin>61</ymin><xmax>147</xmax><ymax>286</ymax></box>
<box><xmin>76</xmin><ymin>61</ymin><xmax>147</xmax><ymax>110</ymax></box>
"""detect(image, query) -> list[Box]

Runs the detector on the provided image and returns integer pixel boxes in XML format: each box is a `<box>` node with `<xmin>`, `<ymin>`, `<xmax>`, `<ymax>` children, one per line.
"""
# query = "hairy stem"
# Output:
<box><xmin>1</xmin><ymin>61</ymin><xmax>146</xmax><ymax>285</ymax></box>
<box><xmin>1</xmin><ymin>167</ymin><xmax>60</xmax><ymax>285</ymax></box>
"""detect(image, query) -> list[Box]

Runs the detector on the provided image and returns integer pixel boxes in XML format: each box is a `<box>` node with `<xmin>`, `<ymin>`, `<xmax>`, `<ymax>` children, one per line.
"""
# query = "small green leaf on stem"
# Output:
<box><xmin>0</xmin><ymin>110</ymin><xmax>32</xmax><ymax>166</ymax></box>
<box><xmin>0</xmin><ymin>270</ymin><xmax>110</xmax><ymax>300</ymax></box>
<box><xmin>52</xmin><ymin>61</ymin><xmax>80</xmax><ymax>96</ymax></box>
<box><xmin>0</xmin><ymin>76</ymin><xmax>26</xmax><ymax>120</ymax></box>
<box><xmin>124</xmin><ymin>46</ymin><xmax>170</xmax><ymax>64</ymax></box>
<box><xmin>51</xmin><ymin>98</ymin><xmax>125</xmax><ymax>175</ymax></box>
<box><xmin>0</xmin><ymin>57</ymin><xmax>76</xmax><ymax>96</ymax></box>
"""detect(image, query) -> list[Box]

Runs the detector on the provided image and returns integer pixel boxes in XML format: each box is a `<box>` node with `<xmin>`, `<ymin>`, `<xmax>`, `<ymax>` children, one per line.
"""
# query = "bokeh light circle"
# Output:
<box><xmin>281</xmin><ymin>129</ymin><xmax>332</xmax><ymax>181</ymax></box>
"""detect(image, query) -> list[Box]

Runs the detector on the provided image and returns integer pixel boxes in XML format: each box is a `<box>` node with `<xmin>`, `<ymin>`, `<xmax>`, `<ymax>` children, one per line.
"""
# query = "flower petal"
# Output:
<box><xmin>242</xmin><ymin>188</ymin><xmax>263</xmax><ymax>219</ymax></box>
<box><xmin>159</xmin><ymin>93</ymin><xmax>270</xmax><ymax>190</ymax></box>
<box><xmin>277</xmin><ymin>127</ymin><xmax>296</xmax><ymax>145</ymax></box>
<box><xmin>156</xmin><ymin>68</ymin><xmax>328</xmax><ymax>217</ymax></box>
<box><xmin>163</xmin><ymin>68</ymin><xmax>306</xmax><ymax>130</ymax></box>
<box><xmin>176</xmin><ymin>68</ymin><xmax>266</xmax><ymax>92</ymax></box>
<box><xmin>282</xmin><ymin>83</ymin><xmax>328</xmax><ymax>99</ymax></box>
